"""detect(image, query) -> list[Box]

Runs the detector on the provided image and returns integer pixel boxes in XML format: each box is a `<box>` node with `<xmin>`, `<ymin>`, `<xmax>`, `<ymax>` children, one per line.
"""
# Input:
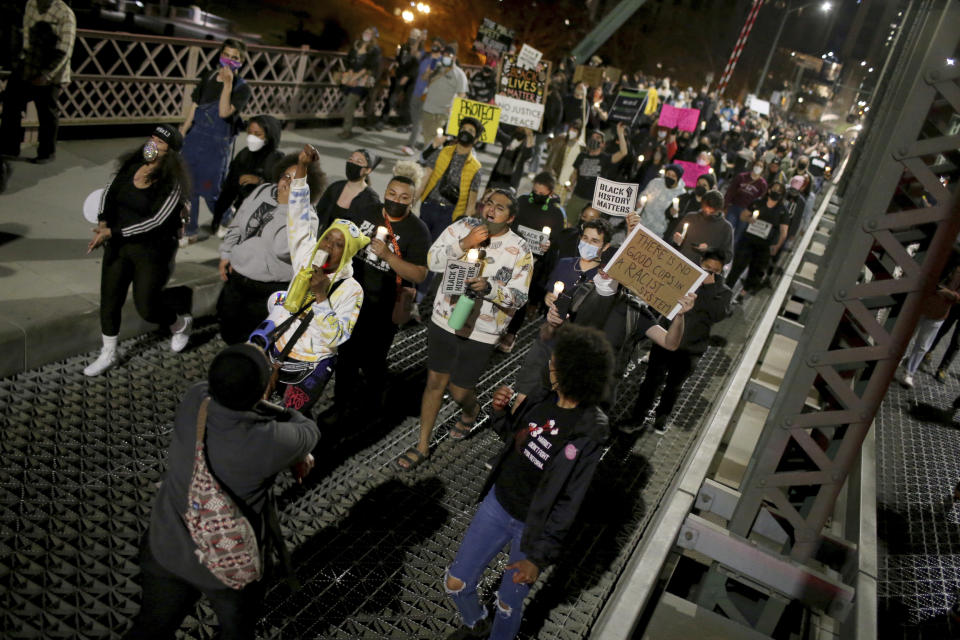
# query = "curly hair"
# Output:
<box><xmin>273</xmin><ymin>152</ymin><xmax>327</xmax><ymax>204</ymax></box>
<box><xmin>551</xmin><ymin>324</ymin><xmax>613</xmax><ymax>407</ymax></box>
<box><xmin>116</xmin><ymin>145</ymin><xmax>191</xmax><ymax>199</ymax></box>
<box><xmin>392</xmin><ymin>159</ymin><xmax>423</xmax><ymax>184</ymax></box>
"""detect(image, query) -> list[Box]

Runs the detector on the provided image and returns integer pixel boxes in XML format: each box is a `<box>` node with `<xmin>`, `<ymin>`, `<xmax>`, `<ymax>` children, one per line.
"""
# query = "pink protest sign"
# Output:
<box><xmin>673</xmin><ymin>160</ymin><xmax>712</xmax><ymax>185</ymax></box>
<box><xmin>658</xmin><ymin>104</ymin><xmax>701</xmax><ymax>132</ymax></box>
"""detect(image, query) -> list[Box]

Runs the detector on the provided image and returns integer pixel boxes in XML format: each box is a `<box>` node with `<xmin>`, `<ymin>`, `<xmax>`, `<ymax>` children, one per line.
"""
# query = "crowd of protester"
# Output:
<box><xmin>1</xmin><ymin>16</ymin><xmax>853</xmax><ymax>639</ymax></box>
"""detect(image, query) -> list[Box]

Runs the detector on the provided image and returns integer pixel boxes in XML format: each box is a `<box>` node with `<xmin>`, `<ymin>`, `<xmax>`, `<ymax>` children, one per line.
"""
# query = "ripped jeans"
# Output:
<box><xmin>445</xmin><ymin>489</ymin><xmax>530</xmax><ymax>640</ymax></box>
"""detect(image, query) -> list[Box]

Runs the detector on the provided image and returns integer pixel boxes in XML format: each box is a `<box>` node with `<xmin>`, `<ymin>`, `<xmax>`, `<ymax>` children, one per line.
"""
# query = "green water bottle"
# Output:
<box><xmin>448</xmin><ymin>291</ymin><xmax>476</xmax><ymax>331</ymax></box>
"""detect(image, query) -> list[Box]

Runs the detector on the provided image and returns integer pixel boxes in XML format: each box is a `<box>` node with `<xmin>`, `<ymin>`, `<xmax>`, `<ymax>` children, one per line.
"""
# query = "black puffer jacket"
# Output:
<box><xmin>214</xmin><ymin>115</ymin><xmax>284</xmax><ymax>217</ymax></box>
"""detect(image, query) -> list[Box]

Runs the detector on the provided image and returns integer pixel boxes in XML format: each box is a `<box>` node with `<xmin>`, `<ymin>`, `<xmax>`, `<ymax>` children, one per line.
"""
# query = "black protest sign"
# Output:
<box><xmin>609</xmin><ymin>89</ymin><xmax>646</xmax><ymax>126</ymax></box>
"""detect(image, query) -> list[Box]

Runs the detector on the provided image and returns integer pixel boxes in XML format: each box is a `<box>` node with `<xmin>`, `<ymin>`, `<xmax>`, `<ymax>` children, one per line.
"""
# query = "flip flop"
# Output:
<box><xmin>396</xmin><ymin>447</ymin><xmax>428</xmax><ymax>471</ymax></box>
<box><xmin>449</xmin><ymin>417</ymin><xmax>477</xmax><ymax>440</ymax></box>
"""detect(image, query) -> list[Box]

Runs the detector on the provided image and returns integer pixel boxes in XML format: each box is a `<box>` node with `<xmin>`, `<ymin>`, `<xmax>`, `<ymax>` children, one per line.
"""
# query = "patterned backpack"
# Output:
<box><xmin>182</xmin><ymin>397</ymin><xmax>263</xmax><ymax>589</ymax></box>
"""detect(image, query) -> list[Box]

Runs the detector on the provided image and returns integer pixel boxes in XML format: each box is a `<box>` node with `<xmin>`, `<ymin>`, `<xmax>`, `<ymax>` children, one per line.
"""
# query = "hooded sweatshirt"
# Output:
<box><xmin>266</xmin><ymin>178</ymin><xmax>369</xmax><ymax>363</ymax></box>
<box><xmin>219</xmin><ymin>183</ymin><xmax>293</xmax><ymax>284</ymax></box>
<box><xmin>674</xmin><ymin>211</ymin><xmax>735</xmax><ymax>265</ymax></box>
<box><xmin>639</xmin><ymin>175</ymin><xmax>686</xmax><ymax>237</ymax></box>
<box><xmin>214</xmin><ymin>115</ymin><xmax>284</xmax><ymax>217</ymax></box>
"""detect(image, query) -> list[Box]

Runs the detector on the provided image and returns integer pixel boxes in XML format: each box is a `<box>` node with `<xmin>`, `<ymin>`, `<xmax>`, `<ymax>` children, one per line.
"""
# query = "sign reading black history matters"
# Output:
<box><xmin>516</xmin><ymin>225</ymin><xmax>549</xmax><ymax>255</ymax></box>
<box><xmin>447</xmin><ymin>97</ymin><xmax>501</xmax><ymax>144</ymax></box>
<box><xmin>604</xmin><ymin>223</ymin><xmax>707</xmax><ymax>320</ymax></box>
<box><xmin>609</xmin><ymin>89</ymin><xmax>646</xmax><ymax>126</ymax></box>
<box><xmin>474</xmin><ymin>18</ymin><xmax>515</xmax><ymax>57</ymax></box>
<box><xmin>441</xmin><ymin>259</ymin><xmax>482</xmax><ymax>296</ymax></box>
<box><xmin>591</xmin><ymin>177</ymin><xmax>639</xmax><ymax>217</ymax></box>
<box><xmin>495</xmin><ymin>53</ymin><xmax>551</xmax><ymax>130</ymax></box>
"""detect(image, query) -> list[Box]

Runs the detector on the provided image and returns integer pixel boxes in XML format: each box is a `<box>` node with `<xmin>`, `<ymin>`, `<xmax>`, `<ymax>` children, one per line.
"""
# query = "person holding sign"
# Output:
<box><xmin>667</xmin><ymin>190</ymin><xmax>734</xmax><ymax>265</ymax></box>
<box><xmin>443</xmin><ymin>325</ymin><xmax>613</xmax><ymax>640</ymax></box>
<box><xmin>487</xmin><ymin>127</ymin><xmax>535</xmax><ymax>191</ymax></box>
<box><xmin>396</xmin><ymin>189</ymin><xmax>533</xmax><ymax>471</ymax></box>
<box><xmin>726</xmin><ymin>183</ymin><xmax>789</xmax><ymax>300</ymax></box>
<box><xmin>627</xmin><ymin>250</ymin><xmax>732</xmax><ymax>434</ymax></box>
<box><xmin>566</xmin><ymin>124</ymin><xmax>628</xmax><ymax>227</ymax></box>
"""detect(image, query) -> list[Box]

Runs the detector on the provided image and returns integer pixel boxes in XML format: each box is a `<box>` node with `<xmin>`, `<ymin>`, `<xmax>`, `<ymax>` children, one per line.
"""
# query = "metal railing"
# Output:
<box><xmin>0</xmin><ymin>29</ymin><xmax>481</xmax><ymax>127</ymax></box>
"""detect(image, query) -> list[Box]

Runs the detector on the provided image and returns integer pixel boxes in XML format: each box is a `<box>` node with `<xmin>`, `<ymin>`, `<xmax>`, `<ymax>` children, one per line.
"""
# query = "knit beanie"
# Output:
<box><xmin>208</xmin><ymin>344</ymin><xmax>271</xmax><ymax>410</ymax></box>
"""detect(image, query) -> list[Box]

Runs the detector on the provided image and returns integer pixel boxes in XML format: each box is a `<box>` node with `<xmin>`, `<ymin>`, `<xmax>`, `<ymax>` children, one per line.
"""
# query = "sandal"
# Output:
<box><xmin>396</xmin><ymin>447</ymin><xmax>429</xmax><ymax>471</ymax></box>
<box><xmin>449</xmin><ymin>416</ymin><xmax>478</xmax><ymax>440</ymax></box>
<box><xmin>496</xmin><ymin>334</ymin><xmax>516</xmax><ymax>354</ymax></box>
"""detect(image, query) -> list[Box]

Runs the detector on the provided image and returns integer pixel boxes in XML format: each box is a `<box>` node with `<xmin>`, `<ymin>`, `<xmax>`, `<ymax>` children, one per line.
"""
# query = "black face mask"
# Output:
<box><xmin>798</xmin><ymin>162</ymin><xmax>808</xmax><ymax>170</ymax></box>
<box><xmin>345</xmin><ymin>162</ymin><xmax>365</xmax><ymax>181</ymax></box>
<box><xmin>457</xmin><ymin>130</ymin><xmax>476</xmax><ymax>145</ymax></box>
<box><xmin>587</xmin><ymin>138</ymin><xmax>603</xmax><ymax>151</ymax></box>
<box><xmin>694</xmin><ymin>185</ymin><xmax>707</xmax><ymax>198</ymax></box>
<box><xmin>530</xmin><ymin>193</ymin><xmax>549</xmax><ymax>205</ymax></box>
<box><xmin>664</xmin><ymin>176</ymin><xmax>678</xmax><ymax>188</ymax></box>
<box><xmin>769</xmin><ymin>191</ymin><xmax>783</xmax><ymax>202</ymax></box>
<box><xmin>383</xmin><ymin>198</ymin><xmax>409</xmax><ymax>218</ymax></box>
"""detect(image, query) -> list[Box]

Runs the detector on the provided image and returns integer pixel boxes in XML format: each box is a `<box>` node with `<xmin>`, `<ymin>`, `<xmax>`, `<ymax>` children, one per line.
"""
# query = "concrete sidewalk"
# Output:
<box><xmin>0</xmin><ymin>125</ymin><xmax>504</xmax><ymax>377</ymax></box>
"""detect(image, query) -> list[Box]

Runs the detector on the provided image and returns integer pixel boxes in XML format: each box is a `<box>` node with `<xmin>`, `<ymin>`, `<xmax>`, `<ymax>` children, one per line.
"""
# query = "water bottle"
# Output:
<box><xmin>447</xmin><ymin>291</ymin><xmax>476</xmax><ymax>331</ymax></box>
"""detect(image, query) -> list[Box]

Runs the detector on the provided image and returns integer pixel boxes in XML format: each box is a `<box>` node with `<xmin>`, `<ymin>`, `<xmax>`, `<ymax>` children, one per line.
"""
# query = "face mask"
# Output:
<box><xmin>567</xmin><ymin>129</ymin><xmax>578</xmax><ymax>140</ymax></box>
<box><xmin>752</xmin><ymin>166</ymin><xmax>763</xmax><ymax>176</ymax></box>
<box><xmin>362</xmin><ymin>33</ymin><xmax>372</xmax><ymax>42</ymax></box>
<box><xmin>798</xmin><ymin>162</ymin><xmax>808</xmax><ymax>170</ymax></box>
<box><xmin>486</xmin><ymin>220</ymin><xmax>510</xmax><ymax>236</ymax></box>
<box><xmin>587</xmin><ymin>138</ymin><xmax>603</xmax><ymax>151</ymax></box>
<box><xmin>578</xmin><ymin>240</ymin><xmax>600</xmax><ymax>261</ymax></box>
<box><xmin>664</xmin><ymin>176</ymin><xmax>678</xmax><ymax>188</ymax></box>
<box><xmin>219</xmin><ymin>56</ymin><xmax>242</xmax><ymax>71</ymax></box>
<box><xmin>383</xmin><ymin>199</ymin><xmax>409</xmax><ymax>218</ymax></box>
<box><xmin>246</xmin><ymin>134</ymin><xmax>265</xmax><ymax>153</ymax></box>
<box><xmin>593</xmin><ymin>272</ymin><xmax>617</xmax><ymax>296</ymax></box>
<box><xmin>531</xmin><ymin>193</ymin><xmax>549</xmax><ymax>205</ymax></box>
<box><xmin>441</xmin><ymin>56</ymin><xmax>453</xmax><ymax>66</ymax></box>
<box><xmin>457</xmin><ymin>130</ymin><xmax>476</xmax><ymax>145</ymax></box>
<box><xmin>769</xmin><ymin>191</ymin><xmax>783</xmax><ymax>202</ymax></box>
<box><xmin>142</xmin><ymin>140</ymin><xmax>158</xmax><ymax>162</ymax></box>
<box><xmin>345</xmin><ymin>162</ymin><xmax>365</xmax><ymax>181</ymax></box>
<box><xmin>658</xmin><ymin>130</ymin><xmax>667</xmax><ymax>139</ymax></box>
<box><xmin>697</xmin><ymin>157</ymin><xmax>709</xmax><ymax>166</ymax></box>
<box><xmin>694</xmin><ymin>185</ymin><xmax>707</xmax><ymax>198</ymax></box>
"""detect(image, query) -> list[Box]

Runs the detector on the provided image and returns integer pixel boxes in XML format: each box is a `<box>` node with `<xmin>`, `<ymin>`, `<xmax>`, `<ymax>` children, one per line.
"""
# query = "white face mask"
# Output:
<box><xmin>246</xmin><ymin>134</ymin><xmax>266</xmax><ymax>153</ymax></box>
<box><xmin>593</xmin><ymin>272</ymin><xmax>617</xmax><ymax>296</ymax></box>
<box><xmin>441</xmin><ymin>56</ymin><xmax>453</xmax><ymax>66</ymax></box>
<box><xmin>567</xmin><ymin>129</ymin><xmax>578</xmax><ymax>140</ymax></box>
<box><xmin>578</xmin><ymin>240</ymin><xmax>600</xmax><ymax>261</ymax></box>
<box><xmin>752</xmin><ymin>166</ymin><xmax>763</xmax><ymax>176</ymax></box>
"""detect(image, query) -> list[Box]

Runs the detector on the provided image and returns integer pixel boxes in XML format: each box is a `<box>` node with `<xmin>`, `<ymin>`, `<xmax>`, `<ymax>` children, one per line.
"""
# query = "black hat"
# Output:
<box><xmin>354</xmin><ymin>148</ymin><xmax>382</xmax><ymax>171</ymax></box>
<box><xmin>208</xmin><ymin>344</ymin><xmax>271</xmax><ymax>411</ymax></box>
<box><xmin>153</xmin><ymin>123</ymin><xmax>183</xmax><ymax>151</ymax></box>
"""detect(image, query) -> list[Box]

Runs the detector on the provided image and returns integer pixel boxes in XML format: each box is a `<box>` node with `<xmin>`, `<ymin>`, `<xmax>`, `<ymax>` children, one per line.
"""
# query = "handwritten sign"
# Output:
<box><xmin>592</xmin><ymin>177</ymin><xmax>639</xmax><ymax>217</ymax></box>
<box><xmin>447</xmin><ymin>97</ymin><xmax>501</xmax><ymax>144</ymax></box>
<box><xmin>516</xmin><ymin>44</ymin><xmax>542</xmax><ymax>70</ymax></box>
<box><xmin>747</xmin><ymin>95</ymin><xmax>770</xmax><ymax>116</ymax></box>
<box><xmin>672</xmin><ymin>160</ymin><xmax>712</xmax><ymax>185</ymax></box>
<box><xmin>573</xmin><ymin>65</ymin><xmax>605</xmax><ymax>87</ymax></box>
<box><xmin>475</xmin><ymin>18</ymin><xmax>515</xmax><ymax>56</ymax></box>
<box><xmin>604</xmin><ymin>222</ymin><xmax>707</xmax><ymax>320</ymax></box>
<box><xmin>441</xmin><ymin>259</ymin><xmax>482</xmax><ymax>296</ymax></box>
<box><xmin>608</xmin><ymin>89</ymin><xmax>645</xmax><ymax>126</ymax></box>
<box><xmin>496</xmin><ymin>53</ymin><xmax>551</xmax><ymax>129</ymax></box>
<box><xmin>658</xmin><ymin>103</ymin><xmax>701</xmax><ymax>132</ymax></box>
<box><xmin>516</xmin><ymin>225</ymin><xmax>548</xmax><ymax>255</ymax></box>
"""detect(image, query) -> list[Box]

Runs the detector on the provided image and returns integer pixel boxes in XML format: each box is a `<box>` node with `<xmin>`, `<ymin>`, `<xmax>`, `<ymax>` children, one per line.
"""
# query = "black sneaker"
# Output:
<box><xmin>653</xmin><ymin>415</ymin><xmax>669</xmax><ymax>434</ymax></box>
<box><xmin>447</xmin><ymin>615</ymin><xmax>492</xmax><ymax>639</ymax></box>
<box><xmin>29</xmin><ymin>154</ymin><xmax>55</xmax><ymax>164</ymax></box>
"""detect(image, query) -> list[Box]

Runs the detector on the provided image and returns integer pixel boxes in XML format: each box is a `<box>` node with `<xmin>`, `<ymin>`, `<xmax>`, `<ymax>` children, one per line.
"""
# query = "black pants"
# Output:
<box><xmin>333</xmin><ymin>297</ymin><xmax>397</xmax><ymax>411</ymax></box>
<box><xmin>727</xmin><ymin>238</ymin><xmax>772</xmax><ymax>293</ymax></box>
<box><xmin>0</xmin><ymin>74</ymin><xmax>60</xmax><ymax>158</ymax></box>
<box><xmin>217</xmin><ymin>272</ymin><xmax>288</xmax><ymax>345</ymax></box>
<box><xmin>124</xmin><ymin>540</ymin><xmax>263</xmax><ymax>640</ymax></box>
<box><xmin>930</xmin><ymin>303</ymin><xmax>960</xmax><ymax>371</ymax></box>
<box><xmin>99</xmin><ymin>240</ymin><xmax>189</xmax><ymax>336</ymax></box>
<box><xmin>632</xmin><ymin>344</ymin><xmax>699</xmax><ymax>418</ymax></box>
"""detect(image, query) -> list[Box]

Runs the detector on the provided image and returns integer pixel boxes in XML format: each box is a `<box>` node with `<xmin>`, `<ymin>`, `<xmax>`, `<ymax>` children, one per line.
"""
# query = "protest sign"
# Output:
<box><xmin>672</xmin><ymin>160</ymin><xmax>712</xmax><ymax>185</ymax></box>
<box><xmin>496</xmin><ymin>53</ymin><xmax>551</xmax><ymax>129</ymax></box>
<box><xmin>604</xmin><ymin>66</ymin><xmax>621</xmax><ymax>83</ymax></box>
<box><xmin>592</xmin><ymin>177</ymin><xmax>639</xmax><ymax>217</ymax></box>
<box><xmin>658</xmin><ymin>103</ymin><xmax>701</xmax><ymax>132</ymax></box>
<box><xmin>474</xmin><ymin>18</ymin><xmax>514</xmax><ymax>57</ymax></box>
<box><xmin>516</xmin><ymin>44</ymin><xmax>542</xmax><ymax>70</ymax></box>
<box><xmin>516</xmin><ymin>225</ymin><xmax>549</xmax><ymax>255</ymax></box>
<box><xmin>447</xmin><ymin>97</ymin><xmax>501</xmax><ymax>144</ymax></box>
<box><xmin>608</xmin><ymin>89</ymin><xmax>646</xmax><ymax>126</ymax></box>
<box><xmin>441</xmin><ymin>259</ymin><xmax>482</xmax><ymax>296</ymax></box>
<box><xmin>573</xmin><ymin>65</ymin><xmax>605</xmax><ymax>87</ymax></box>
<box><xmin>747</xmin><ymin>95</ymin><xmax>771</xmax><ymax>116</ymax></box>
<box><xmin>603</xmin><ymin>222</ymin><xmax>707</xmax><ymax>320</ymax></box>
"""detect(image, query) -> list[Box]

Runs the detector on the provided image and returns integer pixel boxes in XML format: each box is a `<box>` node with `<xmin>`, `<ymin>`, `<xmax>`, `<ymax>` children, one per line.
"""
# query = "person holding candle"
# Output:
<box><xmin>216</xmin><ymin>150</ymin><xmax>327</xmax><ymax>345</ymax></box>
<box><xmin>396</xmin><ymin>189</ymin><xmax>533</xmax><ymax>471</ymax></box>
<box><xmin>314</xmin><ymin>149</ymin><xmax>383</xmax><ymax>235</ymax></box>
<box><xmin>565</xmin><ymin>124</ymin><xmax>629</xmax><ymax>227</ymax></box>
<box><xmin>666</xmin><ymin>189</ymin><xmax>734</xmax><ymax>265</ymax></box>
<box><xmin>726</xmin><ymin>183</ymin><xmax>789</xmax><ymax>300</ymax></box>
<box><xmin>442</xmin><ymin>324</ymin><xmax>613</xmax><ymax>640</ymax></box>
<box><xmin>543</xmin><ymin>219</ymin><xmax>611</xmax><ymax>301</ymax></box>
<box><xmin>664</xmin><ymin>172</ymin><xmax>716</xmax><ymax>241</ymax></box>
<box><xmin>627</xmin><ymin>250</ymin><xmax>732</xmax><ymax>433</ymax></box>
<box><xmin>322</xmin><ymin>161</ymin><xmax>431</xmax><ymax>427</ymax></box>
<box><xmin>723</xmin><ymin>160</ymin><xmax>769</xmax><ymax>246</ymax></box>
<box><xmin>637</xmin><ymin>163</ymin><xmax>686</xmax><ymax>240</ymax></box>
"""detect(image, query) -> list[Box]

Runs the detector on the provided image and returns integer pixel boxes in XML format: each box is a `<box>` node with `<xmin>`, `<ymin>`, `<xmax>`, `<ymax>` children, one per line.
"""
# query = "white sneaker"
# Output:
<box><xmin>216</xmin><ymin>225</ymin><xmax>228</xmax><ymax>239</ymax></box>
<box><xmin>401</xmin><ymin>146</ymin><xmax>416</xmax><ymax>156</ymax></box>
<box><xmin>178</xmin><ymin>236</ymin><xmax>189</xmax><ymax>248</ymax></box>
<box><xmin>901</xmin><ymin>373</ymin><xmax>914</xmax><ymax>388</ymax></box>
<box><xmin>170</xmin><ymin>315</ymin><xmax>193</xmax><ymax>352</ymax></box>
<box><xmin>84</xmin><ymin>348</ymin><xmax>117</xmax><ymax>377</ymax></box>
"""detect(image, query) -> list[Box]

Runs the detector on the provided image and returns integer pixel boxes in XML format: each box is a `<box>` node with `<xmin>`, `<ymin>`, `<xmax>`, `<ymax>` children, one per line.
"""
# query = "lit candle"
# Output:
<box><xmin>553</xmin><ymin>281</ymin><xmax>564</xmax><ymax>296</ymax></box>
<box><xmin>637</xmin><ymin>154</ymin><xmax>645</xmax><ymax>163</ymax></box>
<box><xmin>375</xmin><ymin>226</ymin><xmax>388</xmax><ymax>242</ymax></box>
<box><xmin>640</xmin><ymin>194</ymin><xmax>648</xmax><ymax>209</ymax></box>
<box><xmin>659</xmin><ymin>167</ymin><xmax>666</xmax><ymax>176</ymax></box>
<box><xmin>679</xmin><ymin>222</ymin><xmax>689</xmax><ymax>244</ymax></box>
<box><xmin>467</xmin><ymin>248</ymin><xmax>479</xmax><ymax>263</ymax></box>
<box><xmin>437</xmin><ymin>127</ymin><xmax>444</xmax><ymax>137</ymax></box>
<box><xmin>752</xmin><ymin>209</ymin><xmax>760</xmax><ymax>220</ymax></box>
<box><xmin>564</xmin><ymin>180</ymin><xmax>571</xmax><ymax>188</ymax></box>
<box><xmin>672</xmin><ymin>197</ymin><xmax>680</xmax><ymax>211</ymax></box>
<box><xmin>541</xmin><ymin>226</ymin><xmax>551</xmax><ymax>236</ymax></box>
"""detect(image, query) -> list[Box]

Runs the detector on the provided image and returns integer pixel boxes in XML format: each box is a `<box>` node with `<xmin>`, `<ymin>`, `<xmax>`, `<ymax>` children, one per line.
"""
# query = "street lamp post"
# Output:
<box><xmin>755</xmin><ymin>1</ymin><xmax>832</xmax><ymax>98</ymax></box>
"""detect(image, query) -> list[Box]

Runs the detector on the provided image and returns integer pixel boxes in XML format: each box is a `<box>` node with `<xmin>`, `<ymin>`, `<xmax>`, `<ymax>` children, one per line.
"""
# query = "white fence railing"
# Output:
<box><xmin>1</xmin><ymin>29</ymin><xmax>482</xmax><ymax>127</ymax></box>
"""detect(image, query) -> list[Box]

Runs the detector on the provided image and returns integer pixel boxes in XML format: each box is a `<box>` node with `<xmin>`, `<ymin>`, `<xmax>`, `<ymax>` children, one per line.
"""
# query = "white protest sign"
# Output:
<box><xmin>748</xmin><ymin>95</ymin><xmax>770</xmax><ymax>115</ymax></box>
<box><xmin>516</xmin><ymin>44</ymin><xmax>543</xmax><ymax>70</ymax></box>
<box><xmin>494</xmin><ymin>94</ymin><xmax>545</xmax><ymax>129</ymax></box>
<box><xmin>441</xmin><ymin>259</ymin><xmax>482</xmax><ymax>296</ymax></box>
<box><xmin>591</xmin><ymin>177</ymin><xmax>639</xmax><ymax>217</ymax></box>
<box><xmin>516</xmin><ymin>225</ymin><xmax>548</xmax><ymax>255</ymax></box>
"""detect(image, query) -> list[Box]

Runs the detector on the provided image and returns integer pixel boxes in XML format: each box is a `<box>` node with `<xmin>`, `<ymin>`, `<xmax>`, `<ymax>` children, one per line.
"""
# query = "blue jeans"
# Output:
<box><xmin>726</xmin><ymin>204</ymin><xmax>748</xmax><ymax>246</ymax></box>
<box><xmin>445</xmin><ymin>489</ymin><xmax>530</xmax><ymax>640</ymax></box>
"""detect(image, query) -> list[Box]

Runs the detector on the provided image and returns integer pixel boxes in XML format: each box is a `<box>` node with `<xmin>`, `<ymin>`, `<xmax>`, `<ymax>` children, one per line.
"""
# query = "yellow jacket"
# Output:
<box><xmin>421</xmin><ymin>145</ymin><xmax>482</xmax><ymax>221</ymax></box>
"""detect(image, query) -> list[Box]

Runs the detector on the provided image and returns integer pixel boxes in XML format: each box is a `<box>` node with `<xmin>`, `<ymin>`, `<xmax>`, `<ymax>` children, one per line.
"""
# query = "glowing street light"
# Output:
<box><xmin>756</xmin><ymin>0</ymin><xmax>833</xmax><ymax>96</ymax></box>
<box><xmin>401</xmin><ymin>9</ymin><xmax>414</xmax><ymax>22</ymax></box>
<box><xmin>416</xmin><ymin>2</ymin><xmax>431</xmax><ymax>13</ymax></box>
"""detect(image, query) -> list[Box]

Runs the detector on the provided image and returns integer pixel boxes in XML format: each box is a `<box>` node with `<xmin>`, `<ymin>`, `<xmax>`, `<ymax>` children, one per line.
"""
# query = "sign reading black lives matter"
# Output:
<box><xmin>592</xmin><ymin>177</ymin><xmax>639</xmax><ymax>217</ymax></box>
<box><xmin>441</xmin><ymin>259</ymin><xmax>482</xmax><ymax>296</ymax></box>
<box><xmin>495</xmin><ymin>53</ymin><xmax>551</xmax><ymax>130</ymax></box>
<box><xmin>475</xmin><ymin>18</ymin><xmax>515</xmax><ymax>56</ymax></box>
<box><xmin>604</xmin><ymin>223</ymin><xmax>707</xmax><ymax>320</ymax></box>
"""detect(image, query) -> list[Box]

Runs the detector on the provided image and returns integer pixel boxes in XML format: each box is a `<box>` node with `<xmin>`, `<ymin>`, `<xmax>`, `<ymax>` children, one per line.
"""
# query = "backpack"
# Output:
<box><xmin>183</xmin><ymin>397</ymin><xmax>263</xmax><ymax>590</ymax></box>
